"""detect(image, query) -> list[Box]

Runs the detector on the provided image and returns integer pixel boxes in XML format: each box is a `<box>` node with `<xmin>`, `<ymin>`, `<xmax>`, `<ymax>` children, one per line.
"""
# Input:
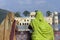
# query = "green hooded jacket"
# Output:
<box><xmin>30</xmin><ymin>11</ymin><xmax>54</xmax><ymax>40</ymax></box>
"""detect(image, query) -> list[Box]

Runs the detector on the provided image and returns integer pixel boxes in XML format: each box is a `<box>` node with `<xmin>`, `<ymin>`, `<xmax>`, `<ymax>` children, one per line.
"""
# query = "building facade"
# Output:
<box><xmin>15</xmin><ymin>12</ymin><xmax>36</xmax><ymax>31</ymax></box>
<box><xmin>44</xmin><ymin>16</ymin><xmax>53</xmax><ymax>25</ymax></box>
<box><xmin>46</xmin><ymin>11</ymin><xmax>59</xmax><ymax>31</ymax></box>
<box><xmin>53</xmin><ymin>12</ymin><xmax>58</xmax><ymax>31</ymax></box>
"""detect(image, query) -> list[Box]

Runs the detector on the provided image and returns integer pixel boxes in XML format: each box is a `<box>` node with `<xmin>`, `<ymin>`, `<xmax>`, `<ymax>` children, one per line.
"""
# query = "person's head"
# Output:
<box><xmin>35</xmin><ymin>11</ymin><xmax>44</xmax><ymax>21</ymax></box>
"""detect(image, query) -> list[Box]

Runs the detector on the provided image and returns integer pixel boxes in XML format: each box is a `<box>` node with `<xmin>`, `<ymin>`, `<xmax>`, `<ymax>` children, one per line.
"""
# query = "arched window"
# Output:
<box><xmin>25</xmin><ymin>23</ymin><xmax>26</xmax><ymax>25</ymax></box>
<box><xmin>24</xmin><ymin>19</ymin><xmax>26</xmax><ymax>22</ymax></box>
<box><xmin>27</xmin><ymin>20</ymin><xmax>29</xmax><ymax>21</ymax></box>
<box><xmin>23</xmin><ymin>23</ymin><xmax>24</xmax><ymax>25</ymax></box>
<box><xmin>20</xmin><ymin>23</ymin><xmax>21</xmax><ymax>25</ymax></box>
<box><xmin>27</xmin><ymin>23</ymin><xmax>29</xmax><ymax>25</ymax></box>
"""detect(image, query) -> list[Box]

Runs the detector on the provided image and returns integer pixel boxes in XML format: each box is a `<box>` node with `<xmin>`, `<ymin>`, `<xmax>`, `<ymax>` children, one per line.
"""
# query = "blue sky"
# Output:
<box><xmin>0</xmin><ymin>0</ymin><xmax>60</xmax><ymax>15</ymax></box>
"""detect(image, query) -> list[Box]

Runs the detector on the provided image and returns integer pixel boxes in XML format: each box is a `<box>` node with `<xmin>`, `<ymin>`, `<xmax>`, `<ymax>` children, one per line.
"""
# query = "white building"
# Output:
<box><xmin>15</xmin><ymin>12</ymin><xmax>36</xmax><ymax>31</ymax></box>
<box><xmin>46</xmin><ymin>11</ymin><xmax>59</xmax><ymax>31</ymax></box>
<box><xmin>44</xmin><ymin>16</ymin><xmax>53</xmax><ymax>25</ymax></box>
<box><xmin>53</xmin><ymin>12</ymin><xmax>58</xmax><ymax>31</ymax></box>
<box><xmin>53</xmin><ymin>12</ymin><xmax>58</xmax><ymax>24</ymax></box>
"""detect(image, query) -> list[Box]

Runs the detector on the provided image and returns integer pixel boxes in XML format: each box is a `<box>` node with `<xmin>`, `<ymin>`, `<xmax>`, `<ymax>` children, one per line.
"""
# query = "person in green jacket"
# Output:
<box><xmin>30</xmin><ymin>11</ymin><xmax>54</xmax><ymax>40</ymax></box>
